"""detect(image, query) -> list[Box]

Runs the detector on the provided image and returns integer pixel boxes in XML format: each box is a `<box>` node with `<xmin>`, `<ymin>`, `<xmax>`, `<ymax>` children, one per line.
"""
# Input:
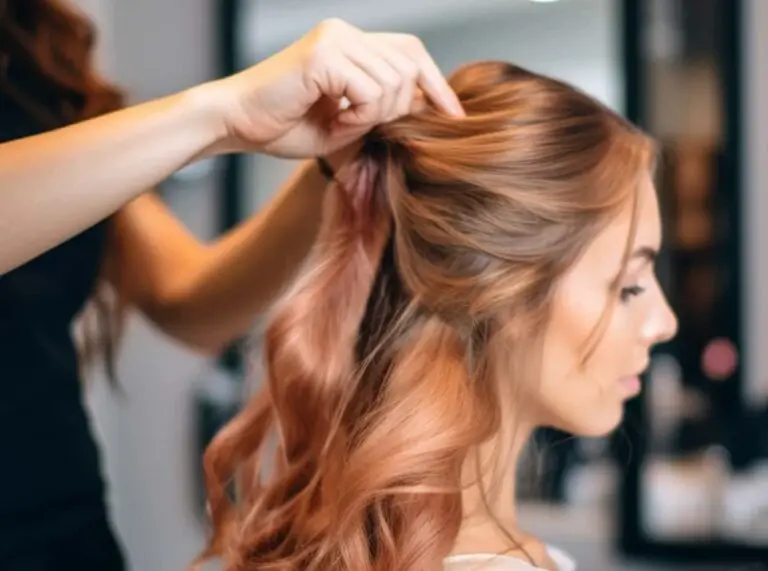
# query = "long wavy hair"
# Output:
<box><xmin>0</xmin><ymin>0</ymin><xmax>127</xmax><ymax>382</ymax></box>
<box><xmin>199</xmin><ymin>61</ymin><xmax>655</xmax><ymax>571</ymax></box>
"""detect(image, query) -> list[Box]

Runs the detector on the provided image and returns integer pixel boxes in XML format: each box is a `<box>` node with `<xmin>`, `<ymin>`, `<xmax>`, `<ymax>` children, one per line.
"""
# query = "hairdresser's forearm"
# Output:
<box><xmin>149</xmin><ymin>160</ymin><xmax>328</xmax><ymax>351</ymax></box>
<box><xmin>0</xmin><ymin>89</ymin><xmax>222</xmax><ymax>274</ymax></box>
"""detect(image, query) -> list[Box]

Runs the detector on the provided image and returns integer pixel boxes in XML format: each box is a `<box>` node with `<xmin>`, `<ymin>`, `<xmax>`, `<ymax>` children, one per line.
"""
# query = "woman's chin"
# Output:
<box><xmin>551</xmin><ymin>405</ymin><xmax>626</xmax><ymax>438</ymax></box>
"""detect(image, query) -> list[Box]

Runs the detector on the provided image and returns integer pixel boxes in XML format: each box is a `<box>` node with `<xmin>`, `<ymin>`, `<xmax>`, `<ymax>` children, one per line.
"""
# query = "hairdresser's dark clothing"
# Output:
<box><xmin>0</xmin><ymin>90</ymin><xmax>126</xmax><ymax>570</ymax></box>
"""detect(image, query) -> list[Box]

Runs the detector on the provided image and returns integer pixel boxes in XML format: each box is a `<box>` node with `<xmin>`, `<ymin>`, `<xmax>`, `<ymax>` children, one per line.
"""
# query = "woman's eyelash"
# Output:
<box><xmin>620</xmin><ymin>284</ymin><xmax>646</xmax><ymax>302</ymax></box>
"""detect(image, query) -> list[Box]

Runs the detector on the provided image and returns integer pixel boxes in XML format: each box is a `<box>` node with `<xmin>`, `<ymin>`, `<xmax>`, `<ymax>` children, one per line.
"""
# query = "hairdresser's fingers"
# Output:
<box><xmin>392</xmin><ymin>68</ymin><xmax>415</xmax><ymax>120</ymax></box>
<box><xmin>322</xmin><ymin>53</ymin><xmax>385</xmax><ymax>126</ymax></box>
<box><xmin>374</xmin><ymin>32</ymin><xmax>464</xmax><ymax>117</ymax></box>
<box><xmin>341</xmin><ymin>43</ymin><xmax>401</xmax><ymax>123</ymax></box>
<box><xmin>409</xmin><ymin>88</ymin><xmax>428</xmax><ymax>115</ymax></box>
<box><xmin>362</xmin><ymin>37</ymin><xmax>419</xmax><ymax>121</ymax></box>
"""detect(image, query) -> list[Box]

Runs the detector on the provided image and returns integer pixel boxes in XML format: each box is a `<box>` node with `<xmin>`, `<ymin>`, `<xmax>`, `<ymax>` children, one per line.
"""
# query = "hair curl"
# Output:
<box><xmin>199</xmin><ymin>61</ymin><xmax>655</xmax><ymax>571</ymax></box>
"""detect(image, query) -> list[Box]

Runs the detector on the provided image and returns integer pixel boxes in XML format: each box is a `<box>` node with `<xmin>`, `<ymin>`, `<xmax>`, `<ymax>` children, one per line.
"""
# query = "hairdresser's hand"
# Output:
<box><xmin>202</xmin><ymin>18</ymin><xmax>464</xmax><ymax>158</ymax></box>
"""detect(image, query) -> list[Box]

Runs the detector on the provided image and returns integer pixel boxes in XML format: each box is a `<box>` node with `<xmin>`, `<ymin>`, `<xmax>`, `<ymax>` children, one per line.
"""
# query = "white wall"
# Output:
<box><xmin>419</xmin><ymin>0</ymin><xmax>621</xmax><ymax>110</ymax></box>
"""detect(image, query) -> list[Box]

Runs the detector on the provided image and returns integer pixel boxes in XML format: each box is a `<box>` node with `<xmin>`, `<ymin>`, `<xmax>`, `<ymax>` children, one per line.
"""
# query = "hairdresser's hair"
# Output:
<box><xmin>199</xmin><ymin>61</ymin><xmax>655</xmax><ymax>571</ymax></box>
<box><xmin>0</xmin><ymin>0</ymin><xmax>124</xmax><ymax>123</ymax></box>
<box><xmin>0</xmin><ymin>0</ymin><xmax>127</xmax><ymax>382</ymax></box>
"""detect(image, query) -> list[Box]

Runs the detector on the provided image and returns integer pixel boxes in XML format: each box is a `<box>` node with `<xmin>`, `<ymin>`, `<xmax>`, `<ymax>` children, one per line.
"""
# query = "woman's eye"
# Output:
<box><xmin>620</xmin><ymin>284</ymin><xmax>646</xmax><ymax>303</ymax></box>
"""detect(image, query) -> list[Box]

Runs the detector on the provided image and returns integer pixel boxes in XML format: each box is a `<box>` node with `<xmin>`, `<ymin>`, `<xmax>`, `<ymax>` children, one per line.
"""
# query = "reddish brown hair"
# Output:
<box><xmin>0</xmin><ymin>0</ymin><xmax>124</xmax><ymax>123</ymax></box>
<box><xmin>0</xmin><ymin>0</ymin><xmax>127</xmax><ymax>381</ymax></box>
<box><xmin>199</xmin><ymin>61</ymin><xmax>654</xmax><ymax>571</ymax></box>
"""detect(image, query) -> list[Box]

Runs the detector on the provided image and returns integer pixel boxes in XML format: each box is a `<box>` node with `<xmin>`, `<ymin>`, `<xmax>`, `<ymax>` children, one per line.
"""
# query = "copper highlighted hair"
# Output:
<box><xmin>198</xmin><ymin>62</ymin><xmax>655</xmax><ymax>571</ymax></box>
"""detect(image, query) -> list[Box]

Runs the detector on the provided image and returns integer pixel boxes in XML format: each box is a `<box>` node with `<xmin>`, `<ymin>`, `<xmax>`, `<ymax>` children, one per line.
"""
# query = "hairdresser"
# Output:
<box><xmin>0</xmin><ymin>2</ymin><xmax>463</xmax><ymax>568</ymax></box>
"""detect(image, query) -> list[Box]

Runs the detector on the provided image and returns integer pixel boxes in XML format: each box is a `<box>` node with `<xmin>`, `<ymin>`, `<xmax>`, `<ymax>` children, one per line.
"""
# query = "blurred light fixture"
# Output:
<box><xmin>529</xmin><ymin>0</ymin><xmax>561</xmax><ymax>3</ymax></box>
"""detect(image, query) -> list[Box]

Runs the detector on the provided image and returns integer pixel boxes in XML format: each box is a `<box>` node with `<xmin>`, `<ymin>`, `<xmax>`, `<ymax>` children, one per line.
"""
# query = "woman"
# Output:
<box><xmin>0</xmin><ymin>2</ymin><xmax>462</xmax><ymax>570</ymax></box>
<box><xmin>201</xmin><ymin>61</ymin><xmax>679</xmax><ymax>571</ymax></box>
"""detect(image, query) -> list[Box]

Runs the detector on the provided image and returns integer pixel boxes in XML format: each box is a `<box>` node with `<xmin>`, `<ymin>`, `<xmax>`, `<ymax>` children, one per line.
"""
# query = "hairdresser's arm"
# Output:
<box><xmin>0</xmin><ymin>91</ymin><xmax>222</xmax><ymax>275</ymax></box>
<box><xmin>0</xmin><ymin>18</ymin><xmax>461</xmax><ymax>275</ymax></box>
<box><xmin>108</xmin><ymin>153</ymin><xmax>352</xmax><ymax>353</ymax></box>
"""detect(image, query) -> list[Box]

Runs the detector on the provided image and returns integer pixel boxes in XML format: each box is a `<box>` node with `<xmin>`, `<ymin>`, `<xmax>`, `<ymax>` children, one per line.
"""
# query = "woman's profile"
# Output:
<box><xmin>199</xmin><ymin>60</ymin><xmax>678</xmax><ymax>571</ymax></box>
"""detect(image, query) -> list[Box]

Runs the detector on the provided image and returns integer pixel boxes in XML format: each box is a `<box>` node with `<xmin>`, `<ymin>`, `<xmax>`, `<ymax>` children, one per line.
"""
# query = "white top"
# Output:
<box><xmin>444</xmin><ymin>546</ymin><xmax>576</xmax><ymax>571</ymax></box>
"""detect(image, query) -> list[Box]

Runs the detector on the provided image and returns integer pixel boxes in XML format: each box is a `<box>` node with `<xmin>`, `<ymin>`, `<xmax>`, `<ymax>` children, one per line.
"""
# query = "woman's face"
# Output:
<box><xmin>531</xmin><ymin>174</ymin><xmax>678</xmax><ymax>436</ymax></box>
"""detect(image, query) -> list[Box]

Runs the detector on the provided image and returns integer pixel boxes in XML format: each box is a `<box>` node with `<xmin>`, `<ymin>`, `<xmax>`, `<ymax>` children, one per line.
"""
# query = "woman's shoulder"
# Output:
<box><xmin>443</xmin><ymin>546</ymin><xmax>576</xmax><ymax>571</ymax></box>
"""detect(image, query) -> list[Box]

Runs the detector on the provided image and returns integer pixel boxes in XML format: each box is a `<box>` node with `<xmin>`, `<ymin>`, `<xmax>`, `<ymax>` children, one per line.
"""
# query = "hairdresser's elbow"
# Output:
<box><xmin>150</xmin><ymin>316</ymin><xmax>227</xmax><ymax>356</ymax></box>
<box><xmin>137</xmin><ymin>300</ymin><xmax>230</xmax><ymax>357</ymax></box>
<box><xmin>157</xmin><ymin>314</ymin><xmax>237</xmax><ymax>356</ymax></box>
<box><xmin>135</xmin><ymin>286</ymin><xmax>257</xmax><ymax>357</ymax></box>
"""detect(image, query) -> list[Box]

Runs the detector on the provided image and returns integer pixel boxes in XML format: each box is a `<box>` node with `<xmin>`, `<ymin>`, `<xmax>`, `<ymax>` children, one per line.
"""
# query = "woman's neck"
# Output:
<box><xmin>461</xmin><ymin>420</ymin><xmax>532</xmax><ymax>523</ymax></box>
<box><xmin>453</xmin><ymin>421</ymin><xmax>552</xmax><ymax>563</ymax></box>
